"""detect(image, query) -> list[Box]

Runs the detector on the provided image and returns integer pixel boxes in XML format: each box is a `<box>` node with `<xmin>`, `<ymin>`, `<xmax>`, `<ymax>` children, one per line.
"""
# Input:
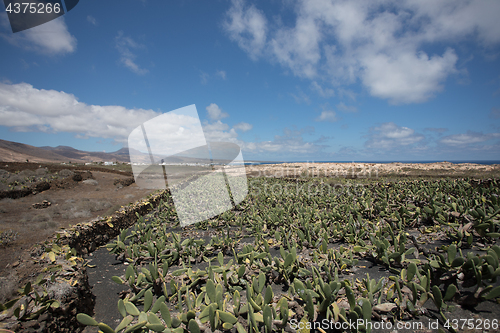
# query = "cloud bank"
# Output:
<box><xmin>0</xmin><ymin>82</ymin><xmax>157</xmax><ymax>142</ymax></box>
<box><xmin>224</xmin><ymin>0</ymin><xmax>500</xmax><ymax>104</ymax></box>
<box><xmin>1</xmin><ymin>14</ymin><xmax>76</xmax><ymax>55</ymax></box>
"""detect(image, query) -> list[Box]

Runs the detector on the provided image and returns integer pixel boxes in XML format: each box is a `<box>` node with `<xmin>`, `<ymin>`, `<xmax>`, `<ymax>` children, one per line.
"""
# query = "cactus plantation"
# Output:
<box><xmin>2</xmin><ymin>172</ymin><xmax>500</xmax><ymax>332</ymax></box>
<box><xmin>78</xmin><ymin>176</ymin><xmax>500</xmax><ymax>332</ymax></box>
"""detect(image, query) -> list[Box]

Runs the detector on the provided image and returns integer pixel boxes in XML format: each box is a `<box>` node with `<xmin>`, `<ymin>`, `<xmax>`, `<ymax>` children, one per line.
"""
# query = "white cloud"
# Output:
<box><xmin>1</xmin><ymin>14</ymin><xmax>76</xmax><ymax>55</ymax></box>
<box><xmin>311</xmin><ymin>81</ymin><xmax>335</xmax><ymax>98</ymax></box>
<box><xmin>360</xmin><ymin>49</ymin><xmax>457</xmax><ymax>104</ymax></box>
<box><xmin>202</xmin><ymin>120</ymin><xmax>238</xmax><ymax>143</ymax></box>
<box><xmin>290</xmin><ymin>87</ymin><xmax>310</xmax><ymax>104</ymax></box>
<box><xmin>216</xmin><ymin>70</ymin><xmax>227</xmax><ymax>80</ymax></box>
<box><xmin>200</xmin><ymin>106</ymin><xmax>246</xmax><ymax>146</ymax></box>
<box><xmin>206</xmin><ymin>103</ymin><xmax>229</xmax><ymax>120</ymax></box>
<box><xmin>234</xmin><ymin>122</ymin><xmax>252</xmax><ymax>132</ymax></box>
<box><xmin>231</xmin><ymin>127</ymin><xmax>319</xmax><ymax>155</ymax></box>
<box><xmin>115</xmin><ymin>31</ymin><xmax>148</xmax><ymax>75</ymax></box>
<box><xmin>404</xmin><ymin>0</ymin><xmax>500</xmax><ymax>46</ymax></box>
<box><xmin>336</xmin><ymin>102</ymin><xmax>357</xmax><ymax>113</ymax></box>
<box><xmin>200</xmin><ymin>71</ymin><xmax>209</xmax><ymax>84</ymax></box>
<box><xmin>202</xmin><ymin>109</ymin><xmax>323</xmax><ymax>157</ymax></box>
<box><xmin>204</xmin><ymin>120</ymin><xmax>229</xmax><ymax>132</ymax></box>
<box><xmin>255</xmin><ymin>127</ymin><xmax>322</xmax><ymax>154</ymax></box>
<box><xmin>202</xmin><ymin>117</ymin><xmax>247</xmax><ymax>147</ymax></box>
<box><xmin>224</xmin><ymin>0</ymin><xmax>500</xmax><ymax>104</ymax></box>
<box><xmin>315</xmin><ymin>103</ymin><xmax>338</xmax><ymax>122</ymax></box>
<box><xmin>439</xmin><ymin>131</ymin><xmax>500</xmax><ymax>146</ymax></box>
<box><xmin>366</xmin><ymin>122</ymin><xmax>424</xmax><ymax>149</ymax></box>
<box><xmin>223</xmin><ymin>0</ymin><xmax>267</xmax><ymax>60</ymax></box>
<box><xmin>315</xmin><ymin>110</ymin><xmax>337</xmax><ymax>122</ymax></box>
<box><xmin>199</xmin><ymin>109</ymin><xmax>260</xmax><ymax>155</ymax></box>
<box><xmin>0</xmin><ymin>82</ymin><xmax>158</xmax><ymax>142</ymax></box>
<box><xmin>375</xmin><ymin>123</ymin><xmax>416</xmax><ymax>140</ymax></box>
<box><xmin>87</xmin><ymin>16</ymin><xmax>97</xmax><ymax>26</ymax></box>
<box><xmin>338</xmin><ymin>88</ymin><xmax>357</xmax><ymax>102</ymax></box>
<box><xmin>269</xmin><ymin>10</ymin><xmax>322</xmax><ymax>79</ymax></box>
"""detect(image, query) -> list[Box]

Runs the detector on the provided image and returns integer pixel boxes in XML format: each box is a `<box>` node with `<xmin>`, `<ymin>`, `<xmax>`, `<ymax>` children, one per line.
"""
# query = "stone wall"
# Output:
<box><xmin>0</xmin><ymin>189</ymin><xmax>171</xmax><ymax>332</ymax></box>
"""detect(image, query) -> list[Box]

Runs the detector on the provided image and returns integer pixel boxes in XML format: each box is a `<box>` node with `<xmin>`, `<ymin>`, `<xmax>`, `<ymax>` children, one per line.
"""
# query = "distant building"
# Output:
<box><xmin>104</xmin><ymin>161</ymin><xmax>115</xmax><ymax>166</ymax></box>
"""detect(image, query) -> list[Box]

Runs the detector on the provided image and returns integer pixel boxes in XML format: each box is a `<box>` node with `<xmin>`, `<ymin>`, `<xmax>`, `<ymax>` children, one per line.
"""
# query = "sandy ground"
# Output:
<box><xmin>246</xmin><ymin>161</ymin><xmax>500</xmax><ymax>179</ymax></box>
<box><xmin>0</xmin><ymin>170</ymin><xmax>156</xmax><ymax>303</ymax></box>
<box><xmin>246</xmin><ymin>162</ymin><xmax>500</xmax><ymax>178</ymax></box>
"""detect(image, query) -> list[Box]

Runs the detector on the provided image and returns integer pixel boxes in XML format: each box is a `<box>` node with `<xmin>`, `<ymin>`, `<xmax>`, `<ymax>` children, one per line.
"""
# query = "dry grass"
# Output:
<box><xmin>49</xmin><ymin>198</ymin><xmax>113</xmax><ymax>220</ymax></box>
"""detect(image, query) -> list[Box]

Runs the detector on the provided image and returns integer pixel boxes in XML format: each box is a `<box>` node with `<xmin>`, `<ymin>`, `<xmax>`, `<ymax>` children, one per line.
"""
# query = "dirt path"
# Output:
<box><xmin>0</xmin><ymin>171</ymin><xmax>155</xmax><ymax>303</ymax></box>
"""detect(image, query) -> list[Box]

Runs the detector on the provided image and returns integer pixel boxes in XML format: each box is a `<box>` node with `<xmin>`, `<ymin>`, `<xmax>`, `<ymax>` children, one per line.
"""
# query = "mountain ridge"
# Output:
<box><xmin>0</xmin><ymin>139</ymin><xmax>133</xmax><ymax>163</ymax></box>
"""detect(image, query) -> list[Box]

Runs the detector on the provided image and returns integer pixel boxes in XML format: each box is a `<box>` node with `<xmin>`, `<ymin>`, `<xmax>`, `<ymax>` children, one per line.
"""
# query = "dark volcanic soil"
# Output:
<box><xmin>2</xmin><ymin>162</ymin><xmax>500</xmax><ymax>333</ymax></box>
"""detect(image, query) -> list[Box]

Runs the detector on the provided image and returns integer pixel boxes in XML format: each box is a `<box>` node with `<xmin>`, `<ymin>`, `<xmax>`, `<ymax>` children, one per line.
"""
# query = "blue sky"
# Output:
<box><xmin>1</xmin><ymin>0</ymin><xmax>500</xmax><ymax>162</ymax></box>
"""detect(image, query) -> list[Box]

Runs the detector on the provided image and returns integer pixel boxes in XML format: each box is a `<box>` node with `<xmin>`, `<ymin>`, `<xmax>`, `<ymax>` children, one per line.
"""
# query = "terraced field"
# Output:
<box><xmin>74</xmin><ymin>176</ymin><xmax>500</xmax><ymax>333</ymax></box>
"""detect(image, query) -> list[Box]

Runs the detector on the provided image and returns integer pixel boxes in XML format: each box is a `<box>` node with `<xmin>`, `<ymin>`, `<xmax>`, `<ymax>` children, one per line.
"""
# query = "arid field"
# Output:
<box><xmin>1</xmin><ymin>161</ymin><xmax>499</xmax><ymax>333</ymax></box>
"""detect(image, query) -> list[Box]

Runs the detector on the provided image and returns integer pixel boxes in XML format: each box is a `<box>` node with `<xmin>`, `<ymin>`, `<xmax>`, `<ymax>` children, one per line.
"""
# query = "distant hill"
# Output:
<box><xmin>0</xmin><ymin>139</ymin><xmax>227</xmax><ymax>164</ymax></box>
<box><xmin>39</xmin><ymin>145</ymin><xmax>132</xmax><ymax>162</ymax></box>
<box><xmin>0</xmin><ymin>139</ymin><xmax>137</xmax><ymax>163</ymax></box>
